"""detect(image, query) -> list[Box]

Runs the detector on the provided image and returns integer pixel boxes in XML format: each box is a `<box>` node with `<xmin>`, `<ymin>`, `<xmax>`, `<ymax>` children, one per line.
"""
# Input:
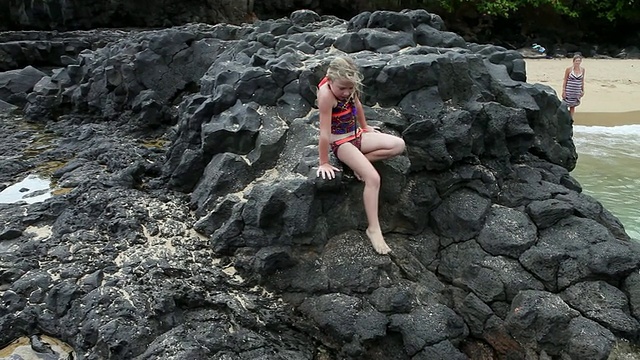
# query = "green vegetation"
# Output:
<box><xmin>433</xmin><ymin>0</ymin><xmax>638</xmax><ymax>21</ymax></box>
<box><xmin>367</xmin><ymin>0</ymin><xmax>639</xmax><ymax>46</ymax></box>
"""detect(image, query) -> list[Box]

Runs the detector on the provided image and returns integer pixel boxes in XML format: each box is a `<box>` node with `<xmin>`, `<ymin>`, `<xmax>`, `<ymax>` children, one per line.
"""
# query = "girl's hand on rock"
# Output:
<box><xmin>317</xmin><ymin>163</ymin><xmax>340</xmax><ymax>179</ymax></box>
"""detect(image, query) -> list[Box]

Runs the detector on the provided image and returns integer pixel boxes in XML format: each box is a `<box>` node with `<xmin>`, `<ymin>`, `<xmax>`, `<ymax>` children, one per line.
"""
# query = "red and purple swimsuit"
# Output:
<box><xmin>318</xmin><ymin>77</ymin><xmax>363</xmax><ymax>157</ymax></box>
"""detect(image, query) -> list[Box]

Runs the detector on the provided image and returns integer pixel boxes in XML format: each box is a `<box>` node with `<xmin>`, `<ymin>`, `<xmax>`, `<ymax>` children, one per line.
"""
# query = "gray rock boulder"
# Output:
<box><xmin>0</xmin><ymin>65</ymin><xmax>46</xmax><ymax>106</ymax></box>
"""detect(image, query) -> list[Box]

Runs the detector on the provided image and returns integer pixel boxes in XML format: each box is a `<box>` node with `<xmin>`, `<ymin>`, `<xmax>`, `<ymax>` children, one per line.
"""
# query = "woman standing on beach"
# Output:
<box><xmin>562</xmin><ymin>54</ymin><xmax>585</xmax><ymax>116</ymax></box>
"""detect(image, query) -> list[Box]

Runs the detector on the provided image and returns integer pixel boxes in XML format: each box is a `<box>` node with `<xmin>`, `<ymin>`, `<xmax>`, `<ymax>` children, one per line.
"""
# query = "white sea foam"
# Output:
<box><xmin>574</xmin><ymin>124</ymin><xmax>640</xmax><ymax>136</ymax></box>
<box><xmin>573</xmin><ymin>125</ymin><xmax>640</xmax><ymax>158</ymax></box>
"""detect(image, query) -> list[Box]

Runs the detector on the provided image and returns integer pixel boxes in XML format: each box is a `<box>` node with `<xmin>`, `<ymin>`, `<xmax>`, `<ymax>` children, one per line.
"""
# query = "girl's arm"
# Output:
<box><xmin>317</xmin><ymin>90</ymin><xmax>333</xmax><ymax>165</ymax></box>
<box><xmin>581</xmin><ymin>68</ymin><xmax>586</xmax><ymax>95</ymax></box>
<box><xmin>354</xmin><ymin>96</ymin><xmax>369</xmax><ymax>130</ymax></box>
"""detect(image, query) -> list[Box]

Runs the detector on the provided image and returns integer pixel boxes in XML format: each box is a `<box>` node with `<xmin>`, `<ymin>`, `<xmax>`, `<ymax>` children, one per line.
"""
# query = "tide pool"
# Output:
<box><xmin>0</xmin><ymin>174</ymin><xmax>52</xmax><ymax>204</ymax></box>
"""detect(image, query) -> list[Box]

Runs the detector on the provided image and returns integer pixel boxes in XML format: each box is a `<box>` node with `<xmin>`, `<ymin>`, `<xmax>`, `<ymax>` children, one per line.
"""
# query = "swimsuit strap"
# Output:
<box><xmin>318</xmin><ymin>76</ymin><xmax>329</xmax><ymax>88</ymax></box>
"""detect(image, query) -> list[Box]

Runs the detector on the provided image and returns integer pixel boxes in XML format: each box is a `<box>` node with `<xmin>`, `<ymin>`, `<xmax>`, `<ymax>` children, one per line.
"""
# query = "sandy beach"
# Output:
<box><xmin>525</xmin><ymin>58</ymin><xmax>640</xmax><ymax>126</ymax></box>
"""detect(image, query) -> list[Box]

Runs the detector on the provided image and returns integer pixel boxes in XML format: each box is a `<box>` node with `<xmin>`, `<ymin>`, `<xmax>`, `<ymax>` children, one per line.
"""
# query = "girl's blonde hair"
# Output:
<box><xmin>326</xmin><ymin>56</ymin><xmax>364</xmax><ymax>100</ymax></box>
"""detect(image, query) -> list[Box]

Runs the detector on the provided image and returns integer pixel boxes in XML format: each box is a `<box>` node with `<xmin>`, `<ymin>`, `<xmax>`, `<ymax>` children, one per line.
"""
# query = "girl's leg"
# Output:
<box><xmin>360</xmin><ymin>132</ymin><xmax>405</xmax><ymax>162</ymax></box>
<box><xmin>336</xmin><ymin>142</ymin><xmax>391</xmax><ymax>254</ymax></box>
<box><xmin>570</xmin><ymin>106</ymin><xmax>575</xmax><ymax>116</ymax></box>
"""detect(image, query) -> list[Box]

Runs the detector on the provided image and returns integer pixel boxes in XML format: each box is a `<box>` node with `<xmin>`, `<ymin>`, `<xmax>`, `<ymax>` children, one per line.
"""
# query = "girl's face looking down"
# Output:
<box><xmin>330</xmin><ymin>79</ymin><xmax>355</xmax><ymax>100</ymax></box>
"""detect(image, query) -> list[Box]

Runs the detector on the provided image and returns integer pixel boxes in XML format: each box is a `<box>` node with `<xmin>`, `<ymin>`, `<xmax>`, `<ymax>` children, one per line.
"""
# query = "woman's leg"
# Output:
<box><xmin>336</xmin><ymin>142</ymin><xmax>391</xmax><ymax>254</ymax></box>
<box><xmin>360</xmin><ymin>132</ymin><xmax>405</xmax><ymax>162</ymax></box>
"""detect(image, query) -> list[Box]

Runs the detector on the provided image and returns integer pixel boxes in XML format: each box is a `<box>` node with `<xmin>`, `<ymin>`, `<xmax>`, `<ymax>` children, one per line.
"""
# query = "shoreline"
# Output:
<box><xmin>573</xmin><ymin>111</ymin><xmax>640</xmax><ymax>127</ymax></box>
<box><xmin>525</xmin><ymin>58</ymin><xmax>640</xmax><ymax>126</ymax></box>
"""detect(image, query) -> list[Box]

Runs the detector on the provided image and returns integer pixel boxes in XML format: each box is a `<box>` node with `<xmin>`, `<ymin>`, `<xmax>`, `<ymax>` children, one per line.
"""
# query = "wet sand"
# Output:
<box><xmin>573</xmin><ymin>111</ymin><xmax>640</xmax><ymax>127</ymax></box>
<box><xmin>525</xmin><ymin>58</ymin><xmax>640</xmax><ymax>126</ymax></box>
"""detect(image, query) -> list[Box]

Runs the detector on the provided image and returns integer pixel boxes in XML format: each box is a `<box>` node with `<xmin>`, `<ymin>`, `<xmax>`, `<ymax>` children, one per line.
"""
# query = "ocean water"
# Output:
<box><xmin>571</xmin><ymin>124</ymin><xmax>640</xmax><ymax>240</ymax></box>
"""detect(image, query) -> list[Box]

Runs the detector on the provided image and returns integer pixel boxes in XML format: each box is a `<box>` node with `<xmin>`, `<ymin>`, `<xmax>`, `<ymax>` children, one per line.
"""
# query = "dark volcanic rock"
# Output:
<box><xmin>3</xmin><ymin>0</ymin><xmax>254</xmax><ymax>31</ymax></box>
<box><xmin>0</xmin><ymin>30</ymin><xmax>135</xmax><ymax>72</ymax></box>
<box><xmin>0</xmin><ymin>66</ymin><xmax>46</xmax><ymax>106</ymax></box>
<box><xmin>2</xmin><ymin>8</ymin><xmax>639</xmax><ymax>360</ymax></box>
<box><xmin>506</xmin><ymin>290</ymin><xmax>616</xmax><ymax>359</ymax></box>
<box><xmin>561</xmin><ymin>281</ymin><xmax>640</xmax><ymax>339</ymax></box>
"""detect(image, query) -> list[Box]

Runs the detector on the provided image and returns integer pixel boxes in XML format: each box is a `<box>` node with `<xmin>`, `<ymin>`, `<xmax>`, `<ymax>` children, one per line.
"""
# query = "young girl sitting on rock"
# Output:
<box><xmin>316</xmin><ymin>56</ymin><xmax>405</xmax><ymax>255</ymax></box>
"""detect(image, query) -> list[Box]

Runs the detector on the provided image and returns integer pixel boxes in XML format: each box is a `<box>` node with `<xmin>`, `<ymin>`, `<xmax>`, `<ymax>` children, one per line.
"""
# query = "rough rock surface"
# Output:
<box><xmin>0</xmin><ymin>30</ymin><xmax>137</xmax><ymax>72</ymax></box>
<box><xmin>2</xmin><ymin>0</ymin><xmax>255</xmax><ymax>31</ymax></box>
<box><xmin>1</xmin><ymin>9</ymin><xmax>640</xmax><ymax>360</ymax></box>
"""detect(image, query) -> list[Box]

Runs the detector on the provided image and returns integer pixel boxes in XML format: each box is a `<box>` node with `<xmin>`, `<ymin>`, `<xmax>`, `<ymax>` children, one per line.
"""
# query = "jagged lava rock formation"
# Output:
<box><xmin>1</xmin><ymin>9</ymin><xmax>640</xmax><ymax>360</ymax></box>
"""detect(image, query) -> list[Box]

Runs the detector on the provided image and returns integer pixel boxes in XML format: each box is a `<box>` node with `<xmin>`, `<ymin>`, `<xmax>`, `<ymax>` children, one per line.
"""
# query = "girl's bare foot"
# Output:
<box><xmin>366</xmin><ymin>228</ymin><xmax>391</xmax><ymax>254</ymax></box>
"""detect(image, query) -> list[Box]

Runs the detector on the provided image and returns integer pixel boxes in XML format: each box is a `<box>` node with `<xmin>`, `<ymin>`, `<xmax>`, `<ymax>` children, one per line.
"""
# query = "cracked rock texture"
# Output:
<box><xmin>1</xmin><ymin>9</ymin><xmax>639</xmax><ymax>360</ymax></box>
